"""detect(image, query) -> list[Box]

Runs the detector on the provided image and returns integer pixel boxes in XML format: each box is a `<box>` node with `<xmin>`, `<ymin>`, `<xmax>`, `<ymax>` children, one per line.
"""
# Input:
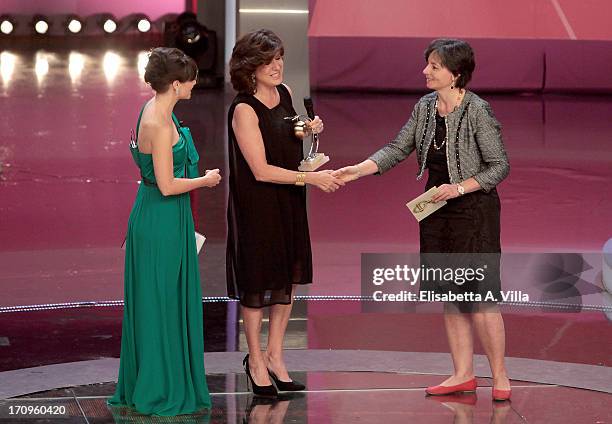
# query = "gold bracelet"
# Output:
<box><xmin>295</xmin><ymin>172</ymin><xmax>306</xmax><ymax>186</ymax></box>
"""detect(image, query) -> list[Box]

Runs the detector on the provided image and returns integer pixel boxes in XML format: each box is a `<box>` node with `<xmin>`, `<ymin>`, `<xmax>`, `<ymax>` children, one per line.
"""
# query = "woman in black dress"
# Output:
<box><xmin>227</xmin><ymin>29</ymin><xmax>344</xmax><ymax>396</ymax></box>
<box><xmin>334</xmin><ymin>39</ymin><xmax>512</xmax><ymax>401</ymax></box>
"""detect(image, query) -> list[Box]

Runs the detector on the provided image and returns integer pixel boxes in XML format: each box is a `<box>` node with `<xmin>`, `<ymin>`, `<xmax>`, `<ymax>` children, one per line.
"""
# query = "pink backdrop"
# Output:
<box><xmin>308</xmin><ymin>0</ymin><xmax>612</xmax><ymax>92</ymax></box>
<box><xmin>308</xmin><ymin>0</ymin><xmax>612</xmax><ymax>40</ymax></box>
<box><xmin>0</xmin><ymin>0</ymin><xmax>184</xmax><ymax>20</ymax></box>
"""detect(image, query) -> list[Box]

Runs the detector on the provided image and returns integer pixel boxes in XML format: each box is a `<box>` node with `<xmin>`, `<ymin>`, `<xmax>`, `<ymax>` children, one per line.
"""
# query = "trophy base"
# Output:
<box><xmin>298</xmin><ymin>153</ymin><xmax>330</xmax><ymax>171</ymax></box>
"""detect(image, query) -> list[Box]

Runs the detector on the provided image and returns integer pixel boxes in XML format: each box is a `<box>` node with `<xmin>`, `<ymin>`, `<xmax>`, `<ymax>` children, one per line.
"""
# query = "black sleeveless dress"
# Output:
<box><xmin>226</xmin><ymin>84</ymin><xmax>313</xmax><ymax>308</ymax></box>
<box><xmin>419</xmin><ymin>112</ymin><xmax>501</xmax><ymax>309</ymax></box>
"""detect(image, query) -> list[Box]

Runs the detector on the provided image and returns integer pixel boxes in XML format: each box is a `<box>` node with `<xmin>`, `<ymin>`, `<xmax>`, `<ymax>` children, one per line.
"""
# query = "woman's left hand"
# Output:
<box><xmin>431</xmin><ymin>184</ymin><xmax>461</xmax><ymax>202</ymax></box>
<box><xmin>308</xmin><ymin>116</ymin><xmax>324</xmax><ymax>134</ymax></box>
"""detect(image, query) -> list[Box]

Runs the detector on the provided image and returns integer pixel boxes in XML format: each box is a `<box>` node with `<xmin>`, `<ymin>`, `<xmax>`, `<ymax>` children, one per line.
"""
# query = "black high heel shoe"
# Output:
<box><xmin>268</xmin><ymin>369</ymin><xmax>306</xmax><ymax>392</ymax></box>
<box><xmin>243</xmin><ymin>354</ymin><xmax>278</xmax><ymax>398</ymax></box>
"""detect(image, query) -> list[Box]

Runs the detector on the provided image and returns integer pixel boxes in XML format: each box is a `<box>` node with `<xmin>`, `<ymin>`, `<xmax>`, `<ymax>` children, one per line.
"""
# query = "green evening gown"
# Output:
<box><xmin>108</xmin><ymin>107</ymin><xmax>212</xmax><ymax>416</ymax></box>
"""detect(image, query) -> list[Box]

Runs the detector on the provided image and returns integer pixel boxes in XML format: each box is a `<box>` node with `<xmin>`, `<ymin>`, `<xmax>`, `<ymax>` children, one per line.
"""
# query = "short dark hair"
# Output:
<box><xmin>144</xmin><ymin>47</ymin><xmax>198</xmax><ymax>93</ymax></box>
<box><xmin>229</xmin><ymin>29</ymin><xmax>284</xmax><ymax>94</ymax></box>
<box><xmin>424</xmin><ymin>39</ymin><xmax>475</xmax><ymax>89</ymax></box>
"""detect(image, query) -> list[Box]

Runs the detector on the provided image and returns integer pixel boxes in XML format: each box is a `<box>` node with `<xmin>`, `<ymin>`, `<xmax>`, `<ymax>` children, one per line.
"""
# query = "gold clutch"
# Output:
<box><xmin>406</xmin><ymin>186</ymin><xmax>447</xmax><ymax>222</ymax></box>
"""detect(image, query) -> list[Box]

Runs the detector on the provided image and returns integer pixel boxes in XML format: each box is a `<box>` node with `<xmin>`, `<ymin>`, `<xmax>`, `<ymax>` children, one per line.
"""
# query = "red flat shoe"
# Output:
<box><xmin>426</xmin><ymin>378</ymin><xmax>477</xmax><ymax>396</ymax></box>
<box><xmin>492</xmin><ymin>388</ymin><xmax>511</xmax><ymax>401</ymax></box>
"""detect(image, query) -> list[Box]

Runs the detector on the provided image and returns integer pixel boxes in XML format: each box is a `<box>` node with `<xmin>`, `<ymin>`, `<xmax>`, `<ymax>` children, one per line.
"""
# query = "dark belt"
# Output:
<box><xmin>141</xmin><ymin>176</ymin><xmax>157</xmax><ymax>186</ymax></box>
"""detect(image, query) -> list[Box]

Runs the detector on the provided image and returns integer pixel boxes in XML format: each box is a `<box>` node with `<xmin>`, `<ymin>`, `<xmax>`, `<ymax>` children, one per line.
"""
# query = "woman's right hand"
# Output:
<box><xmin>332</xmin><ymin>166</ymin><xmax>361</xmax><ymax>183</ymax></box>
<box><xmin>307</xmin><ymin>170</ymin><xmax>345</xmax><ymax>193</ymax></box>
<box><xmin>201</xmin><ymin>169</ymin><xmax>222</xmax><ymax>187</ymax></box>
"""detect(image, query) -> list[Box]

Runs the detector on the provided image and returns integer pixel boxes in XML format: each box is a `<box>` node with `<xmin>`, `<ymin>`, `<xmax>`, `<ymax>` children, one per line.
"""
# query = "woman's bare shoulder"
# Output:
<box><xmin>233</xmin><ymin>103</ymin><xmax>258</xmax><ymax>123</ymax></box>
<box><xmin>139</xmin><ymin>112</ymin><xmax>173</xmax><ymax>147</ymax></box>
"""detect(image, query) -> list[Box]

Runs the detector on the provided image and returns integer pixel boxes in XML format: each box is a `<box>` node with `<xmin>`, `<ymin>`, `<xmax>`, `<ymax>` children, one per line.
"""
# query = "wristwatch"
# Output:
<box><xmin>456</xmin><ymin>183</ymin><xmax>465</xmax><ymax>196</ymax></box>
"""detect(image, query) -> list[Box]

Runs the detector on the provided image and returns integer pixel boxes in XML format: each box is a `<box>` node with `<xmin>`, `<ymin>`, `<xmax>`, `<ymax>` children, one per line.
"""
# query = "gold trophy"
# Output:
<box><xmin>286</xmin><ymin>97</ymin><xmax>329</xmax><ymax>171</ymax></box>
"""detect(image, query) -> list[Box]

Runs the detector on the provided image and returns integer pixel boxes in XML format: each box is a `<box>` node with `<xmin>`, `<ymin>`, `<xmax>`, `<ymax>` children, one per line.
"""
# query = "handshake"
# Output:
<box><xmin>306</xmin><ymin>165</ymin><xmax>362</xmax><ymax>193</ymax></box>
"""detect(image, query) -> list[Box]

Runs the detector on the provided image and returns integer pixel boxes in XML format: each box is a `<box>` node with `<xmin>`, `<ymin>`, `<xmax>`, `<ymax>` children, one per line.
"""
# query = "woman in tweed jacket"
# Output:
<box><xmin>334</xmin><ymin>39</ymin><xmax>512</xmax><ymax>401</ymax></box>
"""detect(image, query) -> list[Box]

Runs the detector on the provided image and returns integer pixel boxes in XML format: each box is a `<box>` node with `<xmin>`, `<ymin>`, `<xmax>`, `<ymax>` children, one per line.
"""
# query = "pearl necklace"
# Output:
<box><xmin>432</xmin><ymin>108</ymin><xmax>448</xmax><ymax>150</ymax></box>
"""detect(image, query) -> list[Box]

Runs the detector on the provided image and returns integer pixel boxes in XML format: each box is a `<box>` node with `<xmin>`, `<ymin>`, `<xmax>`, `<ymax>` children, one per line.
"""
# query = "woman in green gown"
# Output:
<box><xmin>108</xmin><ymin>47</ymin><xmax>221</xmax><ymax>416</ymax></box>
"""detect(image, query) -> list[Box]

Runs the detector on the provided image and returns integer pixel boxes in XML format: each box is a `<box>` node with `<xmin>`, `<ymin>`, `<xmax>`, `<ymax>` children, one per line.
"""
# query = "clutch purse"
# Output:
<box><xmin>194</xmin><ymin>231</ymin><xmax>206</xmax><ymax>254</ymax></box>
<box><xmin>406</xmin><ymin>186</ymin><xmax>447</xmax><ymax>222</ymax></box>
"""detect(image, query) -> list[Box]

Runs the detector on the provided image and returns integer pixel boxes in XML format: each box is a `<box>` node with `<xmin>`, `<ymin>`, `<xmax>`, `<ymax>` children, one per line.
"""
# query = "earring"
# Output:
<box><xmin>450</xmin><ymin>79</ymin><xmax>455</xmax><ymax>90</ymax></box>
<box><xmin>175</xmin><ymin>86</ymin><xmax>180</xmax><ymax>96</ymax></box>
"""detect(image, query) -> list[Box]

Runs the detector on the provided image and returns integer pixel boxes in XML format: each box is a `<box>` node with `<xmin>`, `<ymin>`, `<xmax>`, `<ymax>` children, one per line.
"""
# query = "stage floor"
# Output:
<box><xmin>3</xmin><ymin>372</ymin><xmax>610</xmax><ymax>423</ymax></box>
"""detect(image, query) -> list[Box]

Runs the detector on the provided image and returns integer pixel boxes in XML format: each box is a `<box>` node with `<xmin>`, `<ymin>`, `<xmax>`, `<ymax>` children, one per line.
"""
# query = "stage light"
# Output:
<box><xmin>181</xmin><ymin>20</ymin><xmax>201</xmax><ymax>44</ymax></box>
<box><xmin>103</xmin><ymin>19</ymin><xmax>117</xmax><ymax>33</ymax></box>
<box><xmin>163</xmin><ymin>12</ymin><xmax>219</xmax><ymax>87</ymax></box>
<box><xmin>122</xmin><ymin>13</ymin><xmax>154</xmax><ymax>34</ymax></box>
<box><xmin>0</xmin><ymin>16</ymin><xmax>14</xmax><ymax>35</ymax></box>
<box><xmin>137</xmin><ymin>19</ymin><xmax>151</xmax><ymax>33</ymax></box>
<box><xmin>67</xmin><ymin>17</ymin><xmax>83</xmax><ymax>34</ymax></box>
<box><xmin>33</xmin><ymin>16</ymin><xmax>49</xmax><ymax>34</ymax></box>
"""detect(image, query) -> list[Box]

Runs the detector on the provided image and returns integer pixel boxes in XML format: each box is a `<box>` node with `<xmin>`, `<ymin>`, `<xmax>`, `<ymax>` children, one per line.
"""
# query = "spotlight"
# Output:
<box><xmin>0</xmin><ymin>16</ymin><xmax>15</xmax><ymax>35</ymax></box>
<box><xmin>163</xmin><ymin>12</ymin><xmax>219</xmax><ymax>88</ymax></box>
<box><xmin>123</xmin><ymin>14</ymin><xmax>153</xmax><ymax>34</ymax></box>
<box><xmin>137</xmin><ymin>18</ymin><xmax>151</xmax><ymax>33</ymax></box>
<box><xmin>33</xmin><ymin>15</ymin><xmax>49</xmax><ymax>35</ymax></box>
<box><xmin>102</xmin><ymin>18</ymin><xmax>117</xmax><ymax>33</ymax></box>
<box><xmin>178</xmin><ymin>13</ymin><xmax>204</xmax><ymax>44</ymax></box>
<box><xmin>35</xmin><ymin>21</ymin><xmax>48</xmax><ymax>34</ymax></box>
<box><xmin>66</xmin><ymin>15</ymin><xmax>83</xmax><ymax>34</ymax></box>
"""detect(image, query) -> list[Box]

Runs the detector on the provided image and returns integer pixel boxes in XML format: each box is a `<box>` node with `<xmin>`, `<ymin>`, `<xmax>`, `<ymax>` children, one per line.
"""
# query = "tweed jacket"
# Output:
<box><xmin>369</xmin><ymin>91</ymin><xmax>509</xmax><ymax>192</ymax></box>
